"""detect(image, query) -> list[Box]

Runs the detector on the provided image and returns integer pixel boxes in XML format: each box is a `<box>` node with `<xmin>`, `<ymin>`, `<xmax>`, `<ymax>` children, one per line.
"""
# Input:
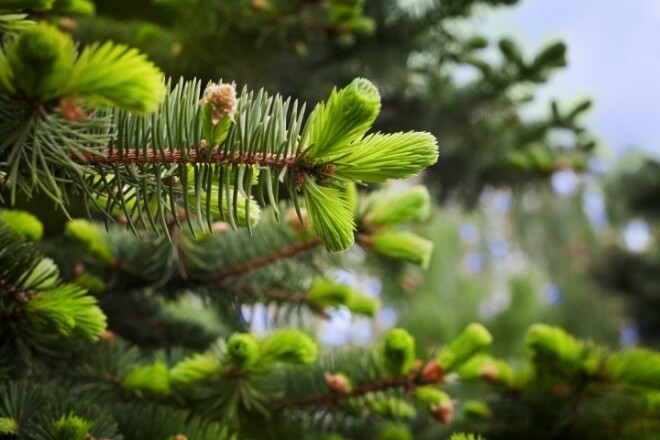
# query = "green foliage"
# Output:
<box><xmin>258</xmin><ymin>329</ymin><xmax>318</xmax><ymax>366</ymax></box>
<box><xmin>169</xmin><ymin>353</ymin><xmax>222</xmax><ymax>387</ymax></box>
<box><xmin>226</xmin><ymin>333</ymin><xmax>260</xmax><ymax>369</ymax></box>
<box><xmin>0</xmin><ymin>208</ymin><xmax>42</xmax><ymax>240</ymax></box>
<box><xmin>64</xmin><ymin>40</ymin><xmax>164</xmax><ymax>112</ymax></box>
<box><xmin>122</xmin><ymin>362</ymin><xmax>171</xmax><ymax>397</ymax></box>
<box><xmin>65</xmin><ymin>219</ymin><xmax>114</xmax><ymax>264</ymax></box>
<box><xmin>0</xmin><ymin>417</ymin><xmax>18</xmax><ymax>434</ymax></box>
<box><xmin>607</xmin><ymin>348</ymin><xmax>660</xmax><ymax>390</ymax></box>
<box><xmin>306</xmin><ymin>78</ymin><xmax>381</xmax><ymax>159</ymax></box>
<box><xmin>370</xmin><ymin>231</ymin><xmax>434</xmax><ymax>268</ymax></box>
<box><xmin>362</xmin><ymin>185</ymin><xmax>431</xmax><ymax>226</ymax></box>
<box><xmin>382</xmin><ymin>328</ymin><xmax>416</xmax><ymax>376</ymax></box>
<box><xmin>308</xmin><ymin>279</ymin><xmax>379</xmax><ymax>317</ymax></box>
<box><xmin>52</xmin><ymin>413</ymin><xmax>93</xmax><ymax>440</ymax></box>
<box><xmin>378</xmin><ymin>423</ymin><xmax>413</xmax><ymax>440</ymax></box>
<box><xmin>438</xmin><ymin>323</ymin><xmax>492</xmax><ymax>372</ymax></box>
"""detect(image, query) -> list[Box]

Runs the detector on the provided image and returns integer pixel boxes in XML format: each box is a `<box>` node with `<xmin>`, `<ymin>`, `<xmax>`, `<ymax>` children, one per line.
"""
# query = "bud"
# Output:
<box><xmin>226</xmin><ymin>333</ymin><xmax>260</xmax><ymax>369</ymax></box>
<box><xmin>324</xmin><ymin>372</ymin><xmax>352</xmax><ymax>394</ymax></box>
<box><xmin>59</xmin><ymin>94</ymin><xmax>87</xmax><ymax>122</ymax></box>
<box><xmin>4</xmin><ymin>23</ymin><xmax>76</xmax><ymax>99</ymax></box>
<box><xmin>479</xmin><ymin>362</ymin><xmax>498</xmax><ymax>382</ymax></box>
<box><xmin>52</xmin><ymin>414</ymin><xmax>92</xmax><ymax>440</ymax></box>
<box><xmin>169</xmin><ymin>354</ymin><xmax>222</xmax><ymax>387</ymax></box>
<box><xmin>307</xmin><ymin>77</ymin><xmax>381</xmax><ymax>158</ymax></box>
<box><xmin>98</xmin><ymin>330</ymin><xmax>116</xmax><ymax>343</ymax></box>
<box><xmin>65</xmin><ymin>219</ymin><xmax>114</xmax><ymax>265</ymax></box>
<box><xmin>258</xmin><ymin>329</ymin><xmax>318</xmax><ymax>366</ymax></box>
<box><xmin>199</xmin><ymin>82</ymin><xmax>238</xmax><ymax>125</ymax></box>
<box><xmin>378</xmin><ymin>423</ymin><xmax>413</xmax><ymax>440</ymax></box>
<box><xmin>463</xmin><ymin>400</ymin><xmax>493</xmax><ymax>420</ymax></box>
<box><xmin>382</xmin><ymin>328</ymin><xmax>416</xmax><ymax>376</ymax></box>
<box><xmin>0</xmin><ymin>417</ymin><xmax>18</xmax><ymax>435</ymax></box>
<box><xmin>438</xmin><ymin>323</ymin><xmax>492</xmax><ymax>372</ymax></box>
<box><xmin>122</xmin><ymin>362</ymin><xmax>171</xmax><ymax>397</ymax></box>
<box><xmin>369</xmin><ymin>231</ymin><xmax>433</xmax><ymax>269</ymax></box>
<box><xmin>430</xmin><ymin>399</ymin><xmax>454</xmax><ymax>424</ymax></box>
<box><xmin>286</xmin><ymin>208</ymin><xmax>310</xmax><ymax>232</ymax></box>
<box><xmin>421</xmin><ymin>361</ymin><xmax>444</xmax><ymax>382</ymax></box>
<box><xmin>363</xmin><ymin>185</ymin><xmax>431</xmax><ymax>226</ymax></box>
<box><xmin>0</xmin><ymin>209</ymin><xmax>44</xmax><ymax>241</ymax></box>
<box><xmin>413</xmin><ymin>386</ymin><xmax>450</xmax><ymax>406</ymax></box>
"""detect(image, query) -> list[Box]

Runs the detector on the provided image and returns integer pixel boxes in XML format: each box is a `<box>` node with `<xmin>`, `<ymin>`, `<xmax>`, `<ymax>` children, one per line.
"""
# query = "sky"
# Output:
<box><xmin>474</xmin><ymin>0</ymin><xmax>660</xmax><ymax>159</ymax></box>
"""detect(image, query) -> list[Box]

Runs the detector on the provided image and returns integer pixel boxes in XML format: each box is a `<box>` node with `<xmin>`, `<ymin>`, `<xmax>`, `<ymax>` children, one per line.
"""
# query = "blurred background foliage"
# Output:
<box><xmin>30</xmin><ymin>0</ymin><xmax>659</xmax><ymax>436</ymax></box>
<box><xmin>61</xmin><ymin>0</ymin><xmax>656</xmax><ymax>356</ymax></box>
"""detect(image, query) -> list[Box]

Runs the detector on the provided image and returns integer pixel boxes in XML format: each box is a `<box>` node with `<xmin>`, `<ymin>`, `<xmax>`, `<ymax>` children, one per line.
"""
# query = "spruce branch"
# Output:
<box><xmin>275</xmin><ymin>369</ymin><xmax>444</xmax><ymax>409</ymax></box>
<box><xmin>214</xmin><ymin>236</ymin><xmax>323</xmax><ymax>281</ymax></box>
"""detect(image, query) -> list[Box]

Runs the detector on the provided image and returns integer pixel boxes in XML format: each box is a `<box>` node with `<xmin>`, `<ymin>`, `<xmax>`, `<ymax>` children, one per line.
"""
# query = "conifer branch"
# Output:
<box><xmin>215</xmin><ymin>236</ymin><xmax>324</xmax><ymax>280</ymax></box>
<box><xmin>275</xmin><ymin>370</ymin><xmax>443</xmax><ymax>409</ymax></box>
<box><xmin>73</xmin><ymin>148</ymin><xmax>299</xmax><ymax>169</ymax></box>
<box><xmin>232</xmin><ymin>283</ymin><xmax>329</xmax><ymax>318</ymax></box>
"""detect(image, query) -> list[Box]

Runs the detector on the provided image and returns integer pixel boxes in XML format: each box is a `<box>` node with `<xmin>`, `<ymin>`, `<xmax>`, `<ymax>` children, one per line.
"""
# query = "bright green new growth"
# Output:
<box><xmin>308</xmin><ymin>279</ymin><xmax>379</xmax><ymax>317</ymax></box>
<box><xmin>438</xmin><ymin>323</ymin><xmax>493</xmax><ymax>372</ymax></box>
<box><xmin>303</xmin><ymin>183</ymin><xmax>355</xmax><ymax>252</ymax></box>
<box><xmin>65</xmin><ymin>40</ymin><xmax>164</xmax><ymax>113</ymax></box>
<box><xmin>306</xmin><ymin>77</ymin><xmax>381</xmax><ymax>158</ymax></box>
<box><xmin>0</xmin><ymin>417</ymin><xmax>17</xmax><ymax>435</ymax></box>
<box><xmin>413</xmin><ymin>386</ymin><xmax>451</xmax><ymax>405</ymax></box>
<box><xmin>52</xmin><ymin>0</ymin><xmax>95</xmax><ymax>15</ymax></box>
<box><xmin>382</xmin><ymin>328</ymin><xmax>416</xmax><ymax>376</ymax></box>
<box><xmin>122</xmin><ymin>362</ymin><xmax>171</xmax><ymax>397</ymax></box>
<box><xmin>0</xmin><ymin>0</ymin><xmax>55</xmax><ymax>10</ymax></box>
<box><xmin>226</xmin><ymin>333</ymin><xmax>260</xmax><ymax>369</ymax></box>
<box><xmin>370</xmin><ymin>231</ymin><xmax>433</xmax><ymax>268</ymax></box>
<box><xmin>607</xmin><ymin>348</ymin><xmax>660</xmax><ymax>390</ymax></box>
<box><xmin>378</xmin><ymin>423</ymin><xmax>413</xmax><ymax>440</ymax></box>
<box><xmin>449</xmin><ymin>433</ymin><xmax>486</xmax><ymax>440</ymax></box>
<box><xmin>258</xmin><ymin>329</ymin><xmax>318</xmax><ymax>365</ymax></box>
<box><xmin>363</xmin><ymin>185</ymin><xmax>431</xmax><ymax>226</ymax></box>
<box><xmin>463</xmin><ymin>401</ymin><xmax>494</xmax><ymax>420</ymax></box>
<box><xmin>368</xmin><ymin>397</ymin><xmax>417</xmax><ymax>420</ymax></box>
<box><xmin>0</xmin><ymin>23</ymin><xmax>163</xmax><ymax>111</ymax></box>
<box><xmin>24</xmin><ymin>283</ymin><xmax>107</xmax><ymax>340</ymax></box>
<box><xmin>71</xmin><ymin>272</ymin><xmax>106</xmax><ymax>294</ymax></box>
<box><xmin>331</xmin><ymin>132</ymin><xmax>438</xmax><ymax>183</ymax></box>
<box><xmin>65</xmin><ymin>219</ymin><xmax>114</xmax><ymax>265</ymax></box>
<box><xmin>169</xmin><ymin>353</ymin><xmax>222</xmax><ymax>386</ymax></box>
<box><xmin>52</xmin><ymin>414</ymin><xmax>93</xmax><ymax>440</ymax></box>
<box><xmin>0</xmin><ymin>23</ymin><xmax>75</xmax><ymax>100</ymax></box>
<box><xmin>527</xmin><ymin>324</ymin><xmax>584</xmax><ymax>370</ymax></box>
<box><xmin>0</xmin><ymin>209</ymin><xmax>43</xmax><ymax>241</ymax></box>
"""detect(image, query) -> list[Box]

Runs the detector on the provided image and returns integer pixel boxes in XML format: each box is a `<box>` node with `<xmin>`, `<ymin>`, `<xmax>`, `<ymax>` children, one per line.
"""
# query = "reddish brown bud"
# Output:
<box><xmin>421</xmin><ymin>361</ymin><xmax>444</xmax><ymax>382</ymax></box>
<box><xmin>99</xmin><ymin>331</ymin><xmax>116</xmax><ymax>344</ymax></box>
<box><xmin>430</xmin><ymin>400</ymin><xmax>453</xmax><ymax>424</ymax></box>
<box><xmin>286</xmin><ymin>208</ymin><xmax>309</xmax><ymax>232</ymax></box>
<box><xmin>324</xmin><ymin>372</ymin><xmax>352</xmax><ymax>394</ymax></box>
<box><xmin>73</xmin><ymin>262</ymin><xmax>85</xmax><ymax>276</ymax></box>
<box><xmin>480</xmin><ymin>362</ymin><xmax>498</xmax><ymax>383</ymax></box>
<box><xmin>59</xmin><ymin>95</ymin><xmax>87</xmax><ymax>122</ymax></box>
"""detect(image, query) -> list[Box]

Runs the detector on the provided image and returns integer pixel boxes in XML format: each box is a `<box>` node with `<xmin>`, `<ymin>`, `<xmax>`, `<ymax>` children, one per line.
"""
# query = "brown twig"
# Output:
<box><xmin>71</xmin><ymin>148</ymin><xmax>299</xmax><ymax>168</ymax></box>
<box><xmin>275</xmin><ymin>371</ymin><xmax>443</xmax><ymax>409</ymax></box>
<box><xmin>232</xmin><ymin>283</ymin><xmax>329</xmax><ymax>318</ymax></box>
<box><xmin>215</xmin><ymin>236</ymin><xmax>324</xmax><ymax>280</ymax></box>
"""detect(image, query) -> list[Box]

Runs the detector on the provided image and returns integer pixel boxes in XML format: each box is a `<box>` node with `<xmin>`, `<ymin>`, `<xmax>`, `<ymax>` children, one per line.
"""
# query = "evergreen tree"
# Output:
<box><xmin>0</xmin><ymin>2</ymin><xmax>658</xmax><ymax>440</ymax></box>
